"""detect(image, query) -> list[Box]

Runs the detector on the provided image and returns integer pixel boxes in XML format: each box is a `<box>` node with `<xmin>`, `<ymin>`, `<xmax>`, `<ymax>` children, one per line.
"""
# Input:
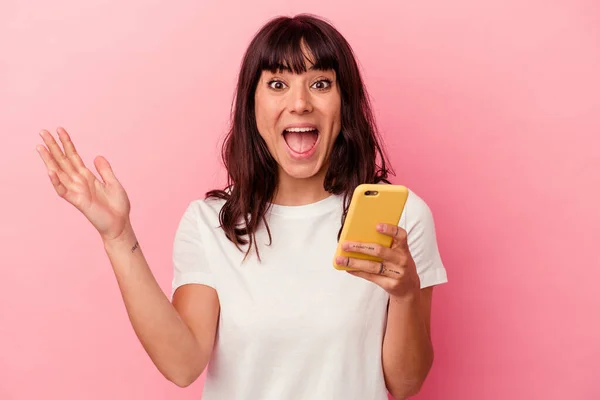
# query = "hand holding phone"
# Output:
<box><xmin>333</xmin><ymin>184</ymin><xmax>409</xmax><ymax>271</ymax></box>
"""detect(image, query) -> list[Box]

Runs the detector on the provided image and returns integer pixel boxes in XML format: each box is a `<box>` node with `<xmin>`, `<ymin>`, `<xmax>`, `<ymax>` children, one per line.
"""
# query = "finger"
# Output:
<box><xmin>376</xmin><ymin>223</ymin><xmax>408</xmax><ymax>248</ymax></box>
<box><xmin>56</xmin><ymin>127</ymin><xmax>86</xmax><ymax>171</ymax></box>
<box><xmin>341</xmin><ymin>241</ymin><xmax>397</xmax><ymax>262</ymax></box>
<box><xmin>94</xmin><ymin>155</ymin><xmax>118</xmax><ymax>186</ymax></box>
<box><xmin>346</xmin><ymin>270</ymin><xmax>391</xmax><ymax>286</ymax></box>
<box><xmin>336</xmin><ymin>255</ymin><xmax>378</xmax><ymax>273</ymax></box>
<box><xmin>47</xmin><ymin>169</ymin><xmax>68</xmax><ymax>198</ymax></box>
<box><xmin>336</xmin><ymin>255</ymin><xmax>404</xmax><ymax>278</ymax></box>
<box><xmin>39</xmin><ymin>129</ymin><xmax>76</xmax><ymax>176</ymax></box>
<box><xmin>37</xmin><ymin>144</ymin><xmax>72</xmax><ymax>197</ymax></box>
<box><xmin>36</xmin><ymin>143</ymin><xmax>74</xmax><ymax>186</ymax></box>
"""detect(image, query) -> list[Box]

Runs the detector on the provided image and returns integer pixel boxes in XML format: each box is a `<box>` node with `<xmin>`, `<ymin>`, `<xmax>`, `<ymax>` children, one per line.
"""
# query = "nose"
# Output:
<box><xmin>287</xmin><ymin>86</ymin><xmax>313</xmax><ymax>114</ymax></box>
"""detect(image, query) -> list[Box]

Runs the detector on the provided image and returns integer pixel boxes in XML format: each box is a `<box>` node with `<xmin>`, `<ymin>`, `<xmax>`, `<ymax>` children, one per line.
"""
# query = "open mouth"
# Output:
<box><xmin>282</xmin><ymin>127</ymin><xmax>319</xmax><ymax>154</ymax></box>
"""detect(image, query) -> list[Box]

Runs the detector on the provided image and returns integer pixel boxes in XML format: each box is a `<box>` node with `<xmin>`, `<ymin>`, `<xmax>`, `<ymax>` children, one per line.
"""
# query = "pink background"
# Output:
<box><xmin>2</xmin><ymin>0</ymin><xmax>599</xmax><ymax>399</ymax></box>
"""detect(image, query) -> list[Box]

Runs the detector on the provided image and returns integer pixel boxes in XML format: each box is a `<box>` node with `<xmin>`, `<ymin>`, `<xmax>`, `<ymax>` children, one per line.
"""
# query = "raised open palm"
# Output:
<box><xmin>36</xmin><ymin>127</ymin><xmax>131</xmax><ymax>242</ymax></box>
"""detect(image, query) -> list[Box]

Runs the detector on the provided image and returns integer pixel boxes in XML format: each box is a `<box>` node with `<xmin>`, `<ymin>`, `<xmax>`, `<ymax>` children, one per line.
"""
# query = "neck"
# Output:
<box><xmin>272</xmin><ymin>169</ymin><xmax>331</xmax><ymax>206</ymax></box>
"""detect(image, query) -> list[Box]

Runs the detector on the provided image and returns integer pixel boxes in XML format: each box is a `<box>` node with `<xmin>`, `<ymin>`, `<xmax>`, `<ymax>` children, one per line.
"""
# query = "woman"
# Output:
<box><xmin>36</xmin><ymin>14</ymin><xmax>447</xmax><ymax>400</ymax></box>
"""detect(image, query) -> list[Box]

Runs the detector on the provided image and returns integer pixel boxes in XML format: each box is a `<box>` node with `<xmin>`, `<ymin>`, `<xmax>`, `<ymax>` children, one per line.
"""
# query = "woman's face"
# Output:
<box><xmin>254</xmin><ymin>63</ymin><xmax>342</xmax><ymax>183</ymax></box>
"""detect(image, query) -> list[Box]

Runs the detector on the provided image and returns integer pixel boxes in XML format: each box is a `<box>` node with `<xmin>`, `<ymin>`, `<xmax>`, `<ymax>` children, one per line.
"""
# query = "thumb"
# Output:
<box><xmin>94</xmin><ymin>156</ymin><xmax>119</xmax><ymax>185</ymax></box>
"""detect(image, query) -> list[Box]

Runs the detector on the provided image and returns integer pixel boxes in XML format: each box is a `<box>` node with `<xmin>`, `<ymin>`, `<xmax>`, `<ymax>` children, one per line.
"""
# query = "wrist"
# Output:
<box><xmin>390</xmin><ymin>287</ymin><xmax>421</xmax><ymax>306</ymax></box>
<box><xmin>102</xmin><ymin>221</ymin><xmax>137</xmax><ymax>251</ymax></box>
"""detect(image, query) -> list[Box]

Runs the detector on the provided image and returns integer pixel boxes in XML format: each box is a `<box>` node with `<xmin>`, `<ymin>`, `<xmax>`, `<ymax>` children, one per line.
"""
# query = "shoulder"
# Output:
<box><xmin>405</xmin><ymin>188</ymin><xmax>434</xmax><ymax>218</ymax></box>
<box><xmin>176</xmin><ymin>196</ymin><xmax>227</xmax><ymax>232</ymax></box>
<box><xmin>399</xmin><ymin>187</ymin><xmax>437</xmax><ymax>234</ymax></box>
<box><xmin>371</xmin><ymin>182</ymin><xmax>434</xmax><ymax>229</ymax></box>
<box><xmin>183</xmin><ymin>196</ymin><xmax>226</xmax><ymax>215</ymax></box>
<box><xmin>400</xmin><ymin>188</ymin><xmax>448</xmax><ymax>287</ymax></box>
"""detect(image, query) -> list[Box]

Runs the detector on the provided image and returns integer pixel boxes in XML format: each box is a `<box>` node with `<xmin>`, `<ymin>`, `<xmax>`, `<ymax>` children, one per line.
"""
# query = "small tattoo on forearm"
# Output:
<box><xmin>131</xmin><ymin>241</ymin><xmax>139</xmax><ymax>253</ymax></box>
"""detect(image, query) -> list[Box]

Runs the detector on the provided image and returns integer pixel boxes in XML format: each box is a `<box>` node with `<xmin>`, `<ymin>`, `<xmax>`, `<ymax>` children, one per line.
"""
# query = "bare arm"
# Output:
<box><xmin>104</xmin><ymin>223</ymin><xmax>219</xmax><ymax>387</ymax></box>
<box><xmin>382</xmin><ymin>286</ymin><xmax>434</xmax><ymax>399</ymax></box>
<box><xmin>36</xmin><ymin>127</ymin><xmax>219</xmax><ymax>387</ymax></box>
<box><xmin>337</xmin><ymin>222</ymin><xmax>438</xmax><ymax>399</ymax></box>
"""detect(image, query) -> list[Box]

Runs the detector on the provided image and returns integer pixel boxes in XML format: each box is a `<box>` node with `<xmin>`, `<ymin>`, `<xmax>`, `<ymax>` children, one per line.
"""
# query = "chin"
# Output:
<box><xmin>280</xmin><ymin>163</ymin><xmax>324</xmax><ymax>180</ymax></box>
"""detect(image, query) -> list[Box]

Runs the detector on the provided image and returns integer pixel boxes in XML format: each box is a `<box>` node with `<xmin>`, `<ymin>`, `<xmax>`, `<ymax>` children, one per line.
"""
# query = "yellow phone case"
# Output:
<box><xmin>333</xmin><ymin>184</ymin><xmax>409</xmax><ymax>271</ymax></box>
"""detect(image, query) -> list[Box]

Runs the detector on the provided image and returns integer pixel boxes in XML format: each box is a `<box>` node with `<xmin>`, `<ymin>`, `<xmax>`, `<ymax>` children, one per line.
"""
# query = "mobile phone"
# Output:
<box><xmin>333</xmin><ymin>184</ymin><xmax>409</xmax><ymax>271</ymax></box>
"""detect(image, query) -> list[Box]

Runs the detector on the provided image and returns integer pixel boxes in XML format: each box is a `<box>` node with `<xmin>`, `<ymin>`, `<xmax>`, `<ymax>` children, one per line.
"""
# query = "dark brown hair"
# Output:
<box><xmin>206</xmin><ymin>14</ymin><xmax>394</xmax><ymax>261</ymax></box>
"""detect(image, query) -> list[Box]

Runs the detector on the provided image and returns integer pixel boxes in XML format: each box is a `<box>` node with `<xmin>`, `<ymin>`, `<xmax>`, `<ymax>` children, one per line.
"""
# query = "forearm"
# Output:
<box><xmin>382</xmin><ymin>291</ymin><xmax>434</xmax><ymax>399</ymax></box>
<box><xmin>103</xmin><ymin>223</ymin><xmax>207</xmax><ymax>386</ymax></box>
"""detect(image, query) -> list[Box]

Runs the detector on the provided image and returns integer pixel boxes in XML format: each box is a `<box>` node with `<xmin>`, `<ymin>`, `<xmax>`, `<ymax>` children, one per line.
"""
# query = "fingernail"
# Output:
<box><xmin>335</xmin><ymin>256</ymin><xmax>345</xmax><ymax>265</ymax></box>
<box><xmin>377</xmin><ymin>224</ymin><xmax>384</xmax><ymax>231</ymax></box>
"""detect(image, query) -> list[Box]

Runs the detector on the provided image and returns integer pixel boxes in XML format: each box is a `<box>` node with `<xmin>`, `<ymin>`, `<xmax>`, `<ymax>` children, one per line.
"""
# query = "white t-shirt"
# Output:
<box><xmin>171</xmin><ymin>187</ymin><xmax>448</xmax><ymax>399</ymax></box>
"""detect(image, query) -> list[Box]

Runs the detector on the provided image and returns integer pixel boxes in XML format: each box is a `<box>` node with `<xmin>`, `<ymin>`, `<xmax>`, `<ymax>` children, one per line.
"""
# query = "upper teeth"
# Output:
<box><xmin>285</xmin><ymin>127</ymin><xmax>317</xmax><ymax>132</ymax></box>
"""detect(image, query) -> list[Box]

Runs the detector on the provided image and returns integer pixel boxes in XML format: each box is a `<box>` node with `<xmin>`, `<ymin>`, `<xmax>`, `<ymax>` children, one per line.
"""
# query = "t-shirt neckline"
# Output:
<box><xmin>267</xmin><ymin>193</ymin><xmax>341</xmax><ymax>217</ymax></box>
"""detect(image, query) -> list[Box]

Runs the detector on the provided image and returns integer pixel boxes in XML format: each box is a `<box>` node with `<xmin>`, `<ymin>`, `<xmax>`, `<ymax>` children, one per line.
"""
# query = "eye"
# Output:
<box><xmin>267</xmin><ymin>80</ymin><xmax>287</xmax><ymax>90</ymax></box>
<box><xmin>311</xmin><ymin>79</ymin><xmax>332</xmax><ymax>90</ymax></box>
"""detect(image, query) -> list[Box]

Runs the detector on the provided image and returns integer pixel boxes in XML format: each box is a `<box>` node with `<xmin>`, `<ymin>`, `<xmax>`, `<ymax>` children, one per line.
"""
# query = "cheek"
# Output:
<box><xmin>326</xmin><ymin>100</ymin><xmax>342</xmax><ymax>132</ymax></box>
<box><xmin>254</xmin><ymin>102</ymin><xmax>269</xmax><ymax>139</ymax></box>
<box><xmin>254</xmin><ymin>96</ymin><xmax>265</xmax><ymax>128</ymax></box>
<box><xmin>254</xmin><ymin>100</ymin><xmax>282</xmax><ymax>150</ymax></box>
<box><xmin>324</xmin><ymin>92</ymin><xmax>341</xmax><ymax>121</ymax></box>
<box><xmin>255</xmin><ymin>98</ymin><xmax>280</xmax><ymax>131</ymax></box>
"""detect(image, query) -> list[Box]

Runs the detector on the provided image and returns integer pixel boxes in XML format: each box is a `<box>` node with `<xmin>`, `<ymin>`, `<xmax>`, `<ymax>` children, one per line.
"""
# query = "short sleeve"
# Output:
<box><xmin>171</xmin><ymin>201</ymin><xmax>216</xmax><ymax>298</ymax></box>
<box><xmin>402</xmin><ymin>191</ymin><xmax>448</xmax><ymax>289</ymax></box>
